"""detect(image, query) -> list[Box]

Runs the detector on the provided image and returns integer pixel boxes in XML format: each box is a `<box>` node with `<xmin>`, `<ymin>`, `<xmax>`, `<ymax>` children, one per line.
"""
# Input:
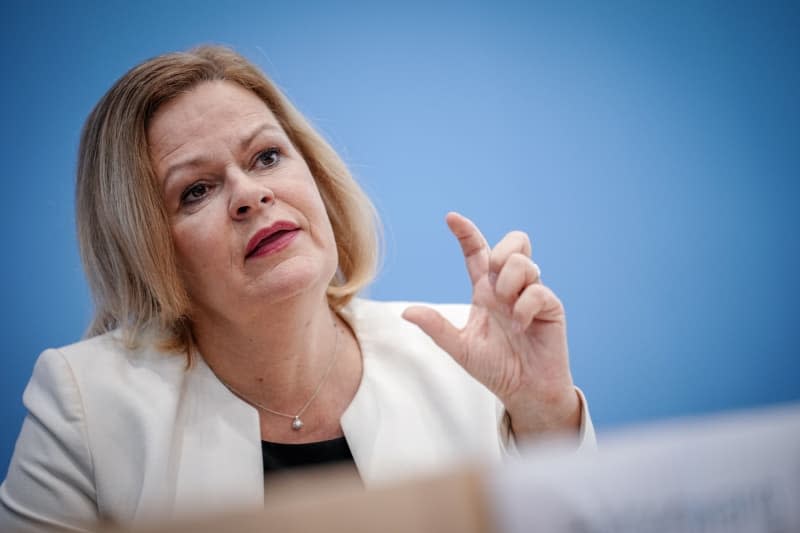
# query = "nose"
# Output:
<box><xmin>228</xmin><ymin>169</ymin><xmax>275</xmax><ymax>219</ymax></box>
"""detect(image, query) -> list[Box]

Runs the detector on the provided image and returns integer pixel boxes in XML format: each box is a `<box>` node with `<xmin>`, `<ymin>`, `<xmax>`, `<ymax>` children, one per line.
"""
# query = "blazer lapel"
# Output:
<box><xmin>171</xmin><ymin>358</ymin><xmax>264</xmax><ymax>517</ymax></box>
<box><xmin>339</xmin><ymin>300</ymin><xmax>444</xmax><ymax>486</ymax></box>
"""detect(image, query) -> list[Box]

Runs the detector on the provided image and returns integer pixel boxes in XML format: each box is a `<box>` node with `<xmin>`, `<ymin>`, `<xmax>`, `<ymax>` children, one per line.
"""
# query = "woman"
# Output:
<box><xmin>0</xmin><ymin>46</ymin><xmax>595</xmax><ymax>531</ymax></box>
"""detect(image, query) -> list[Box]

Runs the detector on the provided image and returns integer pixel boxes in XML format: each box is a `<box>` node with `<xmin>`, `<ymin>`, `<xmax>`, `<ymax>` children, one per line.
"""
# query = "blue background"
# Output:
<box><xmin>1</xmin><ymin>1</ymin><xmax>798</xmax><ymax>478</ymax></box>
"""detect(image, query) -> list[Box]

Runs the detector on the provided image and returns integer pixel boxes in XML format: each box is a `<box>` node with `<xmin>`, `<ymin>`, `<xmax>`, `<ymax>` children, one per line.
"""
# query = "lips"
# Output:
<box><xmin>245</xmin><ymin>221</ymin><xmax>300</xmax><ymax>259</ymax></box>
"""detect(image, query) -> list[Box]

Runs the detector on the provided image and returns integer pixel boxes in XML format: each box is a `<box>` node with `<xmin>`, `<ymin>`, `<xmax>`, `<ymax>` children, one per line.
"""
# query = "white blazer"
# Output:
<box><xmin>0</xmin><ymin>299</ymin><xmax>595</xmax><ymax>531</ymax></box>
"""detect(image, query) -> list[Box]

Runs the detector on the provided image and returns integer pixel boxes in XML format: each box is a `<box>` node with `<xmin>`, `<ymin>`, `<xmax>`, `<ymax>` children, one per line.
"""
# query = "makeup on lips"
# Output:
<box><xmin>245</xmin><ymin>221</ymin><xmax>300</xmax><ymax>259</ymax></box>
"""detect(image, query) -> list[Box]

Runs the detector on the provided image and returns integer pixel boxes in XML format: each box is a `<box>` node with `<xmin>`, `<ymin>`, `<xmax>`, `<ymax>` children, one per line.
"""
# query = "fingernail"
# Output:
<box><xmin>488</xmin><ymin>272</ymin><xmax>497</xmax><ymax>286</ymax></box>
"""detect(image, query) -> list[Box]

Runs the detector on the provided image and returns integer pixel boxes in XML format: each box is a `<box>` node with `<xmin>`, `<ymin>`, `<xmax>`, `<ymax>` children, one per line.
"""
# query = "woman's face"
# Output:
<box><xmin>147</xmin><ymin>81</ymin><xmax>338</xmax><ymax>322</ymax></box>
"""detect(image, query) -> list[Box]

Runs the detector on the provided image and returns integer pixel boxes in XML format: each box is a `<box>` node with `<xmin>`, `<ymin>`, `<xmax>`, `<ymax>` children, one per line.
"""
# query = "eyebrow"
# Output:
<box><xmin>161</xmin><ymin>122</ymin><xmax>283</xmax><ymax>187</ymax></box>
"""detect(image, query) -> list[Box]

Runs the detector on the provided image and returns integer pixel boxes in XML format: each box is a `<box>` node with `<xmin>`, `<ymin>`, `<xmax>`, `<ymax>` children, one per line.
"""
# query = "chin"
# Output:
<box><xmin>256</xmin><ymin>255</ymin><xmax>336</xmax><ymax>304</ymax></box>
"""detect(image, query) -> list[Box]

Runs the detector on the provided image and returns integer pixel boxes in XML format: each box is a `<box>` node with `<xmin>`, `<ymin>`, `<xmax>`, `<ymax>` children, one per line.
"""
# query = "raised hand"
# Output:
<box><xmin>402</xmin><ymin>212</ymin><xmax>581</xmax><ymax>439</ymax></box>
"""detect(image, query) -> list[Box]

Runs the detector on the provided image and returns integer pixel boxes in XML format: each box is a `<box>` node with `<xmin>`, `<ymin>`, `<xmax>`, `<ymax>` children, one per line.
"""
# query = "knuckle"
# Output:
<box><xmin>510</xmin><ymin>230</ymin><xmax>532</xmax><ymax>252</ymax></box>
<box><xmin>523</xmin><ymin>283</ymin><xmax>545</xmax><ymax>303</ymax></box>
<box><xmin>494</xmin><ymin>273</ymin><xmax>519</xmax><ymax>303</ymax></box>
<box><xmin>494</xmin><ymin>280</ymin><xmax>514</xmax><ymax>303</ymax></box>
<box><xmin>509</xmin><ymin>252</ymin><xmax>530</xmax><ymax>268</ymax></box>
<box><xmin>491</xmin><ymin>231</ymin><xmax>532</xmax><ymax>271</ymax></box>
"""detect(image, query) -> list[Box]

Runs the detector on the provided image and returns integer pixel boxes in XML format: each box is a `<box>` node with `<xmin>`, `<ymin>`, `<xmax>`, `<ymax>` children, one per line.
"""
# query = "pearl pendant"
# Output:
<box><xmin>292</xmin><ymin>417</ymin><xmax>304</xmax><ymax>430</ymax></box>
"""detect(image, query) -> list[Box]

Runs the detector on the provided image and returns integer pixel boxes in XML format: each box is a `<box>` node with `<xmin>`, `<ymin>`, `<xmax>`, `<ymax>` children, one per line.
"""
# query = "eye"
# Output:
<box><xmin>180</xmin><ymin>182</ymin><xmax>213</xmax><ymax>205</ymax></box>
<box><xmin>255</xmin><ymin>147</ymin><xmax>281</xmax><ymax>169</ymax></box>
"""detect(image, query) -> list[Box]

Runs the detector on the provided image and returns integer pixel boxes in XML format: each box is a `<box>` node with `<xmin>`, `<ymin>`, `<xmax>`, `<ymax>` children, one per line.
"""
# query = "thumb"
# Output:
<box><xmin>402</xmin><ymin>305</ymin><xmax>464</xmax><ymax>362</ymax></box>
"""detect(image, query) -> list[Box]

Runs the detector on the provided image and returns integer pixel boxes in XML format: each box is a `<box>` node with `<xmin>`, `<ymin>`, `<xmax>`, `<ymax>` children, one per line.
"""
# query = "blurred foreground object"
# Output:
<box><xmin>491</xmin><ymin>402</ymin><xmax>800</xmax><ymax>533</ymax></box>
<box><xmin>117</xmin><ymin>403</ymin><xmax>799</xmax><ymax>533</ymax></box>
<box><xmin>111</xmin><ymin>465</ymin><xmax>487</xmax><ymax>533</ymax></box>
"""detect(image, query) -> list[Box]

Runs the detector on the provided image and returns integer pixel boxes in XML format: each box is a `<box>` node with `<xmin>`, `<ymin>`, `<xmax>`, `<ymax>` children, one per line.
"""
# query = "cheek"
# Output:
<box><xmin>296</xmin><ymin>180</ymin><xmax>333</xmax><ymax>232</ymax></box>
<box><xmin>306</xmin><ymin>195</ymin><xmax>336</xmax><ymax>250</ymax></box>
<box><xmin>170</xmin><ymin>217</ymin><xmax>227</xmax><ymax>277</ymax></box>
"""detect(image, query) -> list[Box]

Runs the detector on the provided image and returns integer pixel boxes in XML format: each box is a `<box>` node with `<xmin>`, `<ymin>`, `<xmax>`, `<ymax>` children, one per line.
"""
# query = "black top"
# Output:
<box><xmin>261</xmin><ymin>436</ymin><xmax>355</xmax><ymax>474</ymax></box>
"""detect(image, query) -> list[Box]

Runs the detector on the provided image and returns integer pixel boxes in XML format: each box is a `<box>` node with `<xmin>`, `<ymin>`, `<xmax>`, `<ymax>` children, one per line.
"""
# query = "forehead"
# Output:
<box><xmin>147</xmin><ymin>80</ymin><xmax>281</xmax><ymax>162</ymax></box>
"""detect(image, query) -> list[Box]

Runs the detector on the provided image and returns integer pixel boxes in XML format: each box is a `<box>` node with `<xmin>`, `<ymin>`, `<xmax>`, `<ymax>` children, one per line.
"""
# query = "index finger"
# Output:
<box><xmin>446</xmin><ymin>211</ymin><xmax>490</xmax><ymax>286</ymax></box>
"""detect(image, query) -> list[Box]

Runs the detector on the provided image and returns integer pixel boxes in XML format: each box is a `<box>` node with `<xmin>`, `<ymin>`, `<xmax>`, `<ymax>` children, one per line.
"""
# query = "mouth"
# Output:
<box><xmin>245</xmin><ymin>222</ymin><xmax>300</xmax><ymax>259</ymax></box>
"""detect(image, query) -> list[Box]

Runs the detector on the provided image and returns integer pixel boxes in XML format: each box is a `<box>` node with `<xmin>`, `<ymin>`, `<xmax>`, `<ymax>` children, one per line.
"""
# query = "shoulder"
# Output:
<box><xmin>51</xmin><ymin>328</ymin><xmax>183</xmax><ymax>364</ymax></box>
<box><xmin>37</xmin><ymin>328</ymin><xmax>187</xmax><ymax>382</ymax></box>
<box><xmin>26</xmin><ymin>329</ymin><xmax>191</xmax><ymax>424</ymax></box>
<box><xmin>5</xmin><ymin>331</ymin><xmax>189</xmax><ymax>529</ymax></box>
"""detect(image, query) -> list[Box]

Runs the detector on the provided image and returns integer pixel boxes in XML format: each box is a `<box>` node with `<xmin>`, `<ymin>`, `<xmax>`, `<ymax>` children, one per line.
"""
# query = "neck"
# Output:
<box><xmin>192</xmin><ymin>293</ymin><xmax>340</xmax><ymax>413</ymax></box>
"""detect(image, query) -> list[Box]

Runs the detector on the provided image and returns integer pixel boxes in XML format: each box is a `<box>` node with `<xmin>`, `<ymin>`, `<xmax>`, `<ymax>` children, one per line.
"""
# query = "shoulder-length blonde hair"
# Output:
<box><xmin>77</xmin><ymin>45</ymin><xmax>381</xmax><ymax>354</ymax></box>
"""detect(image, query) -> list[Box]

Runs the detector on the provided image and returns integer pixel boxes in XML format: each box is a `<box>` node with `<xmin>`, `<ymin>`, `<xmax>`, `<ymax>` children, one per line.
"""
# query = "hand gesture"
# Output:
<box><xmin>402</xmin><ymin>212</ymin><xmax>580</xmax><ymax>438</ymax></box>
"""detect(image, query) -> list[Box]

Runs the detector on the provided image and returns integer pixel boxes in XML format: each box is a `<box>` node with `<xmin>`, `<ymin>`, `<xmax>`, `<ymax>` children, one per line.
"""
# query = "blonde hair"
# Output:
<box><xmin>77</xmin><ymin>45</ymin><xmax>381</xmax><ymax>354</ymax></box>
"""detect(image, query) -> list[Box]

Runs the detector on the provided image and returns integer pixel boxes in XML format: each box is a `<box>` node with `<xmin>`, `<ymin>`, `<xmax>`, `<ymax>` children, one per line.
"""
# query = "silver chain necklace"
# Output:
<box><xmin>218</xmin><ymin>322</ymin><xmax>341</xmax><ymax>431</ymax></box>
